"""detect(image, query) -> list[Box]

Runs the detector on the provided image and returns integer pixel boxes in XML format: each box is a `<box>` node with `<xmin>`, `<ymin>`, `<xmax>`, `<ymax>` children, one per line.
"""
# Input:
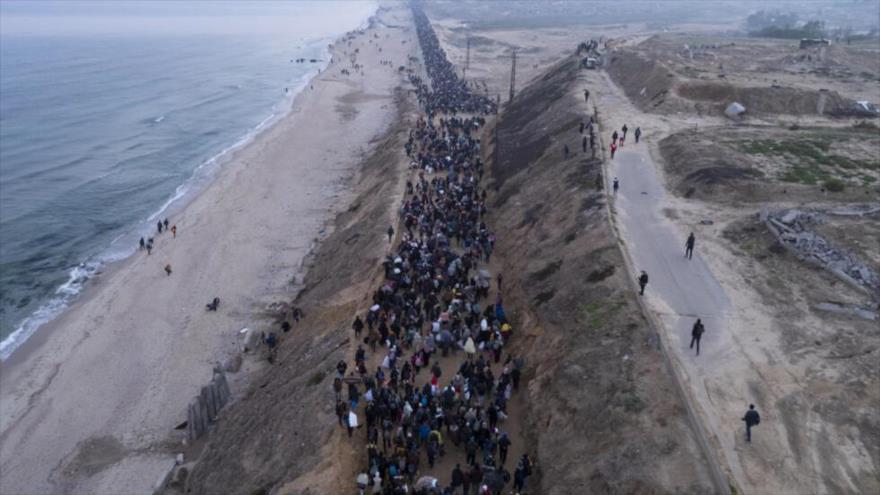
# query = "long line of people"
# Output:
<box><xmin>341</xmin><ymin>5</ymin><xmax>533</xmax><ymax>495</ymax></box>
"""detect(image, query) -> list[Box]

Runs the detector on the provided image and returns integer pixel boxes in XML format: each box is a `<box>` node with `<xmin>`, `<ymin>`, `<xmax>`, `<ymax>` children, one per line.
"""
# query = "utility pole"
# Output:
<box><xmin>508</xmin><ymin>49</ymin><xmax>517</xmax><ymax>103</ymax></box>
<box><xmin>464</xmin><ymin>36</ymin><xmax>470</xmax><ymax>80</ymax></box>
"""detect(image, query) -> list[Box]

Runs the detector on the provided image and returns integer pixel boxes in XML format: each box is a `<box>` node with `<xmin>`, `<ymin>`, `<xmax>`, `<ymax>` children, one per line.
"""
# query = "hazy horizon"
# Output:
<box><xmin>0</xmin><ymin>1</ymin><xmax>379</xmax><ymax>37</ymax></box>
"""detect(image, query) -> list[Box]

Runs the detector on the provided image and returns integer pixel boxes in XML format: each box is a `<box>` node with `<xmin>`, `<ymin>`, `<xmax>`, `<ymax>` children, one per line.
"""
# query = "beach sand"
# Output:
<box><xmin>0</xmin><ymin>6</ymin><xmax>416</xmax><ymax>494</ymax></box>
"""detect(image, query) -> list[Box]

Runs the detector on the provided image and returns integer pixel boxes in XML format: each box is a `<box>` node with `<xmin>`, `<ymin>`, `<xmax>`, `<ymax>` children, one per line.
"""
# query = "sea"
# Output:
<box><xmin>0</xmin><ymin>1</ymin><xmax>378</xmax><ymax>360</ymax></box>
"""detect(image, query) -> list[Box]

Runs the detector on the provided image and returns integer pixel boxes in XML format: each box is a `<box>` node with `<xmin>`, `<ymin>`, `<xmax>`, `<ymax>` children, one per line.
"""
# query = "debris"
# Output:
<box><xmin>763</xmin><ymin>208</ymin><xmax>880</xmax><ymax>296</ymax></box>
<box><xmin>724</xmin><ymin>101</ymin><xmax>746</xmax><ymax>118</ymax></box>
<box><xmin>814</xmin><ymin>302</ymin><xmax>878</xmax><ymax>321</ymax></box>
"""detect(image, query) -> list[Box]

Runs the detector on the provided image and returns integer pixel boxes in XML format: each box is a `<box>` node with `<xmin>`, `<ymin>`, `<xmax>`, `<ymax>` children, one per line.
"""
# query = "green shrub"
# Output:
<box><xmin>824</xmin><ymin>178</ymin><xmax>845</xmax><ymax>192</ymax></box>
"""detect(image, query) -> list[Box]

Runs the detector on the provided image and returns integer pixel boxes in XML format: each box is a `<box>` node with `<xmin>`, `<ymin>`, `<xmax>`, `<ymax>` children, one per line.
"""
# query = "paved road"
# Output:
<box><xmin>608</xmin><ymin>144</ymin><xmax>749</xmax><ymax>489</ymax></box>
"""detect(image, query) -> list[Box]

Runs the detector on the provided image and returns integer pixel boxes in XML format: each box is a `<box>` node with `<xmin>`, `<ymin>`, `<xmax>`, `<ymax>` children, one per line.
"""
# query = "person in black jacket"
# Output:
<box><xmin>638</xmin><ymin>271</ymin><xmax>649</xmax><ymax>295</ymax></box>
<box><xmin>451</xmin><ymin>464</ymin><xmax>464</xmax><ymax>492</ymax></box>
<box><xmin>742</xmin><ymin>404</ymin><xmax>761</xmax><ymax>442</ymax></box>
<box><xmin>685</xmin><ymin>232</ymin><xmax>696</xmax><ymax>259</ymax></box>
<box><xmin>690</xmin><ymin>318</ymin><xmax>705</xmax><ymax>355</ymax></box>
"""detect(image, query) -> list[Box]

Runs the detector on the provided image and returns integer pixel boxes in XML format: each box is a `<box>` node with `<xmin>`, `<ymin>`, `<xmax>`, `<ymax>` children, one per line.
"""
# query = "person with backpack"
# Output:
<box><xmin>634</xmin><ymin>127</ymin><xmax>642</xmax><ymax>143</ymax></box>
<box><xmin>742</xmin><ymin>404</ymin><xmax>761</xmax><ymax>442</ymax></box>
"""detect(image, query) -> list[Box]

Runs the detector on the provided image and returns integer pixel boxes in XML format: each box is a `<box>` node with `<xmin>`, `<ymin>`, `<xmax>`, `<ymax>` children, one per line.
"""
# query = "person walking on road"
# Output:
<box><xmin>386</xmin><ymin>225</ymin><xmax>394</xmax><ymax>243</ymax></box>
<box><xmin>613</xmin><ymin>177</ymin><xmax>619</xmax><ymax>194</ymax></box>
<box><xmin>634</xmin><ymin>127</ymin><xmax>642</xmax><ymax>143</ymax></box>
<box><xmin>742</xmin><ymin>404</ymin><xmax>761</xmax><ymax>442</ymax></box>
<box><xmin>690</xmin><ymin>318</ymin><xmax>705</xmax><ymax>355</ymax></box>
<box><xmin>685</xmin><ymin>232</ymin><xmax>696</xmax><ymax>259</ymax></box>
<box><xmin>610</xmin><ymin>141</ymin><xmax>617</xmax><ymax>159</ymax></box>
<box><xmin>638</xmin><ymin>271</ymin><xmax>648</xmax><ymax>295</ymax></box>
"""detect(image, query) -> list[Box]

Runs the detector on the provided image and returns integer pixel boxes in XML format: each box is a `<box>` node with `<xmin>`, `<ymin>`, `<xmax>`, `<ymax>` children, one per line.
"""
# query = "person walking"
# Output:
<box><xmin>451</xmin><ymin>464</ymin><xmax>464</xmax><ymax>493</ymax></box>
<box><xmin>163</xmin><ymin>218</ymin><xmax>169</xmax><ymax>231</ymax></box>
<box><xmin>584</xmin><ymin>89</ymin><xmax>590</xmax><ymax>102</ymax></box>
<box><xmin>634</xmin><ymin>127</ymin><xmax>642</xmax><ymax>143</ymax></box>
<box><xmin>621</xmin><ymin>124</ymin><xmax>628</xmax><ymax>139</ymax></box>
<box><xmin>386</xmin><ymin>225</ymin><xmax>394</xmax><ymax>243</ymax></box>
<box><xmin>164</xmin><ymin>264</ymin><xmax>172</xmax><ymax>276</ymax></box>
<box><xmin>352</xmin><ymin>315</ymin><xmax>365</xmax><ymax>337</ymax></box>
<box><xmin>690</xmin><ymin>318</ymin><xmax>705</xmax><ymax>355</ymax></box>
<box><xmin>685</xmin><ymin>232</ymin><xmax>696</xmax><ymax>259</ymax></box>
<box><xmin>171</xmin><ymin>225</ymin><xmax>177</xmax><ymax>238</ymax></box>
<box><xmin>742</xmin><ymin>404</ymin><xmax>761</xmax><ymax>442</ymax></box>
<box><xmin>139</xmin><ymin>237</ymin><xmax>145</xmax><ymax>250</ymax></box>
<box><xmin>582</xmin><ymin>135</ymin><xmax>588</xmax><ymax>153</ymax></box>
<box><xmin>638</xmin><ymin>271</ymin><xmax>648</xmax><ymax>295</ymax></box>
<box><xmin>563</xmin><ymin>144</ymin><xmax>570</xmax><ymax>159</ymax></box>
<box><xmin>157</xmin><ymin>220</ymin><xmax>163</xmax><ymax>233</ymax></box>
<box><xmin>610</xmin><ymin>141</ymin><xmax>617</xmax><ymax>159</ymax></box>
<box><xmin>613</xmin><ymin>177</ymin><xmax>619</xmax><ymax>194</ymax></box>
<box><xmin>611</xmin><ymin>130</ymin><xmax>618</xmax><ymax>144</ymax></box>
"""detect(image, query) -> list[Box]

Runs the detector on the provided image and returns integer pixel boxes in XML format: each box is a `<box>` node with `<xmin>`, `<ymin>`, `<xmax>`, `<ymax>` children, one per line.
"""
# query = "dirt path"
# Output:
<box><xmin>576</xmin><ymin>56</ymin><xmax>878</xmax><ymax>493</ymax></box>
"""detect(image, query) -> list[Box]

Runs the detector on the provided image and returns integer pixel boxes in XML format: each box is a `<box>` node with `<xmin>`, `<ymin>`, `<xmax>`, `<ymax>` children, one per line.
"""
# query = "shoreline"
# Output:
<box><xmin>0</xmin><ymin>7</ymin><xmax>408</xmax><ymax>493</ymax></box>
<box><xmin>0</xmin><ymin>32</ymin><xmax>348</xmax><ymax>363</ymax></box>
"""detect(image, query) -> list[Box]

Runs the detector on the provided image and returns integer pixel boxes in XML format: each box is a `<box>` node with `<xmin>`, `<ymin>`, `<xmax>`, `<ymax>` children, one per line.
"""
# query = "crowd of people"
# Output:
<box><xmin>341</xmin><ymin>6</ymin><xmax>533</xmax><ymax>495</ymax></box>
<box><xmin>409</xmin><ymin>6</ymin><xmax>497</xmax><ymax>117</ymax></box>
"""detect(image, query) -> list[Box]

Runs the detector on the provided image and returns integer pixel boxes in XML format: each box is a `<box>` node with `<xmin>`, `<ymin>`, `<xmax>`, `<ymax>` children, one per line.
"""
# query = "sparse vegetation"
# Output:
<box><xmin>736</xmin><ymin>134</ymin><xmax>879</xmax><ymax>185</ymax></box>
<box><xmin>823</xmin><ymin>178</ymin><xmax>845</xmax><ymax>192</ymax></box>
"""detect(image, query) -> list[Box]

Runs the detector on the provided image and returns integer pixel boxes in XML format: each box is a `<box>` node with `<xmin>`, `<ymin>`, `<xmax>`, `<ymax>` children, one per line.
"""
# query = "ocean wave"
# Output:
<box><xmin>0</xmin><ymin>8</ymin><xmax>376</xmax><ymax>362</ymax></box>
<box><xmin>0</xmin><ymin>261</ymin><xmax>99</xmax><ymax>361</ymax></box>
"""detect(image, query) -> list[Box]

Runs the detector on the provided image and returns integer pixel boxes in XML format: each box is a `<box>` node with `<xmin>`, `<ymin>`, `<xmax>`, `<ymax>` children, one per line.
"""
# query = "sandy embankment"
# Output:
<box><xmin>0</xmin><ymin>8</ymin><xmax>410</xmax><ymax>494</ymax></box>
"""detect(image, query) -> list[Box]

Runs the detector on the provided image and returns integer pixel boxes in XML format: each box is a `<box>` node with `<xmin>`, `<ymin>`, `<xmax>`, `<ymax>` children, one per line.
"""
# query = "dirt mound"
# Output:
<box><xmin>659</xmin><ymin>126</ymin><xmax>880</xmax><ymax>203</ymax></box>
<box><xmin>677</xmin><ymin>83</ymin><xmax>867</xmax><ymax>117</ymax></box>
<box><xmin>606</xmin><ymin>50</ymin><xmax>687</xmax><ymax>113</ymax></box>
<box><xmin>491</xmin><ymin>56</ymin><xmax>715</xmax><ymax>493</ymax></box>
<box><xmin>182</xmin><ymin>93</ymin><xmax>411</xmax><ymax>495</ymax></box>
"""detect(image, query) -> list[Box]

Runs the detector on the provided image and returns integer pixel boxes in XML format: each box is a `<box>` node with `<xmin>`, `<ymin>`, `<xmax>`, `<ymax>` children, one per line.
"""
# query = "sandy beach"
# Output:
<box><xmin>0</xmin><ymin>6</ymin><xmax>415</xmax><ymax>493</ymax></box>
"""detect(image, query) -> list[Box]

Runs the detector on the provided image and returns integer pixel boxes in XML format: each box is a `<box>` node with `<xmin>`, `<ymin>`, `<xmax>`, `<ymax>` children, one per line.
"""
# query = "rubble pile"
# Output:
<box><xmin>762</xmin><ymin>207</ymin><xmax>880</xmax><ymax>297</ymax></box>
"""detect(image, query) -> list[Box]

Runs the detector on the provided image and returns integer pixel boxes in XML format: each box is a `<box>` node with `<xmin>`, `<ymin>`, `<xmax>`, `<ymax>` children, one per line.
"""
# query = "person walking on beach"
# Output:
<box><xmin>610</xmin><ymin>141</ymin><xmax>617</xmax><ymax>159</ymax></box>
<box><xmin>634</xmin><ymin>127</ymin><xmax>642</xmax><ymax>143</ymax></box>
<box><xmin>139</xmin><ymin>237</ymin><xmax>145</xmax><ymax>250</ymax></box>
<box><xmin>163</xmin><ymin>218</ymin><xmax>169</xmax><ymax>231</ymax></box>
<box><xmin>387</xmin><ymin>225</ymin><xmax>394</xmax><ymax>243</ymax></box>
<box><xmin>638</xmin><ymin>270</ymin><xmax>648</xmax><ymax>295</ymax></box>
<box><xmin>621</xmin><ymin>124</ymin><xmax>628</xmax><ymax>140</ymax></box>
<box><xmin>685</xmin><ymin>232</ymin><xmax>696</xmax><ymax>259</ymax></box>
<box><xmin>157</xmin><ymin>220</ymin><xmax>163</xmax><ymax>234</ymax></box>
<box><xmin>611</xmin><ymin>130</ymin><xmax>618</xmax><ymax>144</ymax></box>
<box><xmin>164</xmin><ymin>264</ymin><xmax>172</xmax><ymax>276</ymax></box>
<box><xmin>690</xmin><ymin>318</ymin><xmax>705</xmax><ymax>355</ymax></box>
<box><xmin>742</xmin><ymin>404</ymin><xmax>761</xmax><ymax>442</ymax></box>
<box><xmin>171</xmin><ymin>225</ymin><xmax>177</xmax><ymax>238</ymax></box>
<box><xmin>147</xmin><ymin>238</ymin><xmax>153</xmax><ymax>255</ymax></box>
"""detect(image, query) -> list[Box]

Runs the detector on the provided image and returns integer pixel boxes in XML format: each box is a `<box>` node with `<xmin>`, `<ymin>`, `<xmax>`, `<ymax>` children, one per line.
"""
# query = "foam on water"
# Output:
<box><xmin>0</xmin><ymin>22</ymin><xmax>364</xmax><ymax>360</ymax></box>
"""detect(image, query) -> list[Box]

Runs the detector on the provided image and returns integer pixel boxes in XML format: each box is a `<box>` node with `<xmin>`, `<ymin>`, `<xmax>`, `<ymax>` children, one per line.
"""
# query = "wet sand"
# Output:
<box><xmin>0</xmin><ymin>7</ymin><xmax>415</xmax><ymax>494</ymax></box>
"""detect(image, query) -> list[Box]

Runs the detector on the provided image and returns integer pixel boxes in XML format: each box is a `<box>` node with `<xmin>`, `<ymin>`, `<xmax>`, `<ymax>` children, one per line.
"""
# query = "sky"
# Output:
<box><xmin>0</xmin><ymin>1</ymin><xmax>379</xmax><ymax>37</ymax></box>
